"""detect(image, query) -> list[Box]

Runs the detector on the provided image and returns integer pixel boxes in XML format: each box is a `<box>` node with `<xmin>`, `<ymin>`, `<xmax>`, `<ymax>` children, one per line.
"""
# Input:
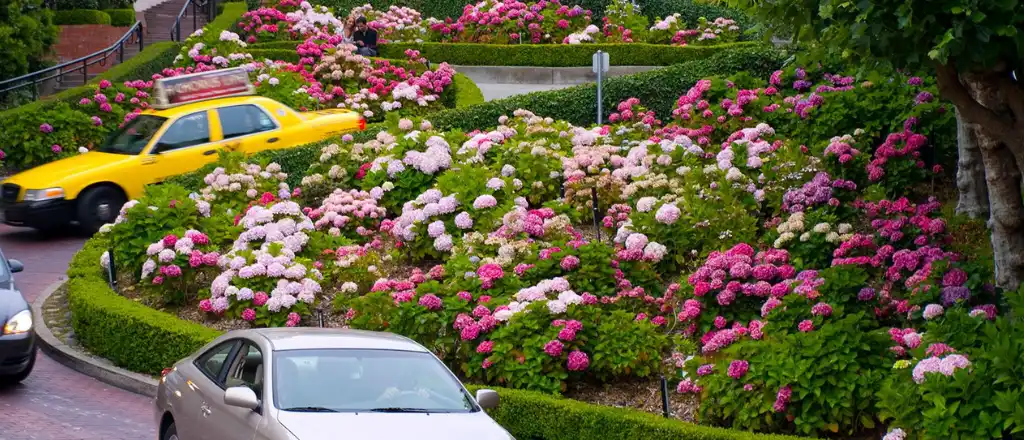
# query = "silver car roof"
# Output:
<box><xmin>230</xmin><ymin>327</ymin><xmax>430</xmax><ymax>353</ymax></box>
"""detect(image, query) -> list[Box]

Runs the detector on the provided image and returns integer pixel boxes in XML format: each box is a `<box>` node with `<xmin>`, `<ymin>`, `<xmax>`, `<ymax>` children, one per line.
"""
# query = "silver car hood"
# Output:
<box><xmin>277</xmin><ymin>410</ymin><xmax>511</xmax><ymax>440</ymax></box>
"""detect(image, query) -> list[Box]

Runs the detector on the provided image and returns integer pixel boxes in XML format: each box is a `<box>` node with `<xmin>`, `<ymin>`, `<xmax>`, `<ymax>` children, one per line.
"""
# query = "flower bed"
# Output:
<box><xmin>71</xmin><ymin>53</ymin><xmax>1015</xmax><ymax>440</ymax></box>
<box><xmin>0</xmin><ymin>1</ymin><xmax>479</xmax><ymax>171</ymax></box>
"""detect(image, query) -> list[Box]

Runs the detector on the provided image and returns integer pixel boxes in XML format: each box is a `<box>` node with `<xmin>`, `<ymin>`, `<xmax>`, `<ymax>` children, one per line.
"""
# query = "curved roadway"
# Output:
<box><xmin>0</xmin><ymin>225</ymin><xmax>154</xmax><ymax>439</ymax></box>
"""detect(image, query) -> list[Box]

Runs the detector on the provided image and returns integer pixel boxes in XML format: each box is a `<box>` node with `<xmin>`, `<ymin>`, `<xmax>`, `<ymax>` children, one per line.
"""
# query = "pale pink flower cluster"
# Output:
<box><xmin>308</xmin><ymin>189</ymin><xmax>385</xmax><ymax>236</ymax></box>
<box><xmin>390</xmin><ymin>189</ymin><xmax>460</xmax><ymax>251</ymax></box>
<box><xmin>234</xmin><ymin>202</ymin><xmax>315</xmax><ymax>253</ymax></box>
<box><xmin>911</xmin><ymin>354</ymin><xmax>971</xmax><ymax>384</ymax></box>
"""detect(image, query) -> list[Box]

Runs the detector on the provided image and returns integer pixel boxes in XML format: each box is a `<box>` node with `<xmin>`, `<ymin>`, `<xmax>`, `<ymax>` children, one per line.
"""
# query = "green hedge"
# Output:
<box><xmin>426</xmin><ymin>45</ymin><xmax>784</xmax><ymax>131</ymax></box>
<box><xmin>452</xmin><ymin>72</ymin><xmax>484</xmax><ymax>107</ymax></box>
<box><xmin>104</xmin><ymin>9</ymin><xmax>135</xmax><ymax>27</ymax></box>
<box><xmin>67</xmin><ymin>233</ymin><xmax>811</xmax><ymax>440</ymax></box>
<box><xmin>67</xmin><ymin>241</ymin><xmax>222</xmax><ymax>374</ymax></box>
<box><xmin>463</xmin><ymin>386</ymin><xmax>814</xmax><ymax>440</ymax></box>
<box><xmin>317</xmin><ymin>0</ymin><xmax>753</xmax><ymax>29</ymax></box>
<box><xmin>54</xmin><ymin>9</ymin><xmax>112</xmax><ymax>25</ymax></box>
<box><xmin>379</xmin><ymin>41</ymin><xmax>759</xmax><ymax>67</ymax></box>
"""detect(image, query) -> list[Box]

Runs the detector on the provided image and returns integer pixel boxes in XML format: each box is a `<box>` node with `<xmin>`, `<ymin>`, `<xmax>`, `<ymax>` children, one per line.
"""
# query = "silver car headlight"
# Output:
<box><xmin>23</xmin><ymin>187</ymin><xmax>65</xmax><ymax>202</ymax></box>
<box><xmin>3</xmin><ymin>309</ymin><xmax>33</xmax><ymax>335</ymax></box>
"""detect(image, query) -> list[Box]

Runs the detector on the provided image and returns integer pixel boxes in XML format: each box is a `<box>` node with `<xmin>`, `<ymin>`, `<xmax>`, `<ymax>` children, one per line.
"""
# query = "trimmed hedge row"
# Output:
<box><xmin>426</xmin><ymin>45</ymin><xmax>784</xmax><ymax>130</ymax></box>
<box><xmin>67</xmin><ymin>228</ymin><xmax>812</xmax><ymax>440</ymax></box>
<box><xmin>249</xmin><ymin>41</ymin><xmax>761</xmax><ymax>67</ymax></box>
<box><xmin>462</xmin><ymin>385</ymin><xmax>814</xmax><ymax>440</ymax></box>
<box><xmin>53</xmin><ymin>9</ymin><xmax>112</xmax><ymax>25</ymax></box>
<box><xmin>165</xmin><ymin>45</ymin><xmax>784</xmax><ymax>190</ymax></box>
<box><xmin>379</xmin><ymin>42</ymin><xmax>761</xmax><ymax>67</ymax></box>
<box><xmin>106</xmin><ymin>9</ymin><xmax>135</xmax><ymax>26</ymax></box>
<box><xmin>67</xmin><ymin>240</ymin><xmax>222</xmax><ymax>374</ymax></box>
<box><xmin>317</xmin><ymin>0</ymin><xmax>754</xmax><ymax>30</ymax></box>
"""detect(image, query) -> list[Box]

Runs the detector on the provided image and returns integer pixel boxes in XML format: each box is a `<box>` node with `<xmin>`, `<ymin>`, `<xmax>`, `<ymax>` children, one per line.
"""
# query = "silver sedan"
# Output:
<box><xmin>154</xmin><ymin>328</ymin><xmax>513</xmax><ymax>440</ymax></box>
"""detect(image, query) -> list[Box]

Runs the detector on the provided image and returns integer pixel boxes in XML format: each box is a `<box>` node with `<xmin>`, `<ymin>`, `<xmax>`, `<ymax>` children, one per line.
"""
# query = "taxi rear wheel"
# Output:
<box><xmin>76</xmin><ymin>186</ymin><xmax>126</xmax><ymax>234</ymax></box>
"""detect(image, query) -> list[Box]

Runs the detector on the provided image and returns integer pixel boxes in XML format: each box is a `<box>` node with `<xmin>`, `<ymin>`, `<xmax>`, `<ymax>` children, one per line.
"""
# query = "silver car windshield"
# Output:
<box><xmin>273</xmin><ymin>349</ymin><xmax>477</xmax><ymax>413</ymax></box>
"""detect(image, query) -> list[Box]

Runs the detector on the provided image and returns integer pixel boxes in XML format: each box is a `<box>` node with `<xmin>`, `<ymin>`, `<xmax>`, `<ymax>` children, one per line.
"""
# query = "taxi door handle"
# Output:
<box><xmin>203</xmin><ymin>150</ymin><xmax>217</xmax><ymax>156</ymax></box>
<box><xmin>141</xmin><ymin>156</ymin><xmax>156</xmax><ymax>165</ymax></box>
<box><xmin>223</xmin><ymin>142</ymin><xmax>240</xmax><ymax>151</ymax></box>
<box><xmin>267</xmin><ymin>137</ymin><xmax>279</xmax><ymax>143</ymax></box>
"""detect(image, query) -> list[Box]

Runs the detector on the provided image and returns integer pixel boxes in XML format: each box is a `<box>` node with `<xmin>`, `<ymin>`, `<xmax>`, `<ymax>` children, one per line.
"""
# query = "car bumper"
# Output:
<box><xmin>0</xmin><ymin>331</ymin><xmax>36</xmax><ymax>375</ymax></box>
<box><xmin>0</xmin><ymin>198</ymin><xmax>74</xmax><ymax>229</ymax></box>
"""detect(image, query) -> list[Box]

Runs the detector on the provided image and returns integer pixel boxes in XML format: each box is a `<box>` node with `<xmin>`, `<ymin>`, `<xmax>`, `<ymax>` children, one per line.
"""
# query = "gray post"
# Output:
<box><xmin>596</xmin><ymin>52</ymin><xmax>603</xmax><ymax>125</ymax></box>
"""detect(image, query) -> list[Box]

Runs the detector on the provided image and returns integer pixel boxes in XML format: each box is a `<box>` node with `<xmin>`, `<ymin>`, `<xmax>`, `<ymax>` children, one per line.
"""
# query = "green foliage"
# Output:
<box><xmin>104</xmin><ymin>8</ymin><xmax>135</xmax><ymax>26</ymax></box>
<box><xmin>0</xmin><ymin>0</ymin><xmax>60</xmax><ymax>81</ymax></box>
<box><xmin>452</xmin><ymin>72</ymin><xmax>484</xmax><ymax>108</ymax></box>
<box><xmin>728</xmin><ymin>0</ymin><xmax>1023</xmax><ymax>71</ymax></box>
<box><xmin>877</xmin><ymin>294</ymin><xmax>1024</xmax><ymax>439</ymax></box>
<box><xmin>427</xmin><ymin>46</ymin><xmax>784</xmax><ymax>131</ymax></box>
<box><xmin>464</xmin><ymin>385</ymin><xmax>815</xmax><ymax>440</ymax></box>
<box><xmin>53</xmin><ymin>9</ymin><xmax>112</xmax><ymax>25</ymax></box>
<box><xmin>66</xmin><ymin>240</ymin><xmax>223</xmax><ymax>375</ymax></box>
<box><xmin>698</xmin><ymin>307</ymin><xmax>890</xmax><ymax>436</ymax></box>
<box><xmin>67</xmin><ymin>235</ymin><xmax>809</xmax><ymax>438</ymax></box>
<box><xmin>379</xmin><ymin>42</ymin><xmax>761</xmax><ymax>67</ymax></box>
<box><xmin>163</xmin><ymin>46</ymin><xmax>783</xmax><ymax>193</ymax></box>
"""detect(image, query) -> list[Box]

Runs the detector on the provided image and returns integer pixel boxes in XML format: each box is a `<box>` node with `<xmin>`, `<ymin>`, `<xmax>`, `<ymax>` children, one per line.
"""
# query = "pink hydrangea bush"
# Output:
<box><xmin>139</xmin><ymin>230</ymin><xmax>222</xmax><ymax>305</ymax></box>
<box><xmin>307</xmin><ymin>188</ymin><xmax>386</xmax><ymax>240</ymax></box>
<box><xmin>199</xmin><ymin>161</ymin><xmax>293</xmax><ymax>216</ymax></box>
<box><xmin>428</xmin><ymin>0</ymin><xmax>593</xmax><ymax>44</ymax></box>
<box><xmin>204</xmin><ymin>241</ymin><xmax>322</xmax><ymax>327</ymax></box>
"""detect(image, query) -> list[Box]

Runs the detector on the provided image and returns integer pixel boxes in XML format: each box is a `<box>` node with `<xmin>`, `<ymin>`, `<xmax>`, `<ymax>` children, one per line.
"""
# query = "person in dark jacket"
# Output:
<box><xmin>352</xmin><ymin>16</ymin><xmax>378</xmax><ymax>57</ymax></box>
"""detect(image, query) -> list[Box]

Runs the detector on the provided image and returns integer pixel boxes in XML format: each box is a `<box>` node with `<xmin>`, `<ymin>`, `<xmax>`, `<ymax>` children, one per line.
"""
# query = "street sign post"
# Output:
<box><xmin>592</xmin><ymin>51</ymin><xmax>610</xmax><ymax>124</ymax></box>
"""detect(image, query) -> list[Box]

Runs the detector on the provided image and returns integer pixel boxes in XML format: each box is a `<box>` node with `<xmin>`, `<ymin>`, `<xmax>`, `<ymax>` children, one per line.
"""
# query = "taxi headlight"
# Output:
<box><xmin>3</xmin><ymin>309</ymin><xmax>32</xmax><ymax>335</ymax></box>
<box><xmin>23</xmin><ymin>188</ymin><xmax>65</xmax><ymax>202</ymax></box>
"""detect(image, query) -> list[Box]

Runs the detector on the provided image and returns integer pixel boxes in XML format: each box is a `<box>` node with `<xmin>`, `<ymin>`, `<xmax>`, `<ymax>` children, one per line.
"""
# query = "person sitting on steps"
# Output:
<box><xmin>352</xmin><ymin>16</ymin><xmax>378</xmax><ymax>57</ymax></box>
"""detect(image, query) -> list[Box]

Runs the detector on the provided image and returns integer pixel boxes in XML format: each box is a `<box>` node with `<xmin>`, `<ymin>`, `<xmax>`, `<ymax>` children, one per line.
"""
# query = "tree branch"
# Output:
<box><xmin>933</xmin><ymin>62</ymin><xmax>1016</xmax><ymax>138</ymax></box>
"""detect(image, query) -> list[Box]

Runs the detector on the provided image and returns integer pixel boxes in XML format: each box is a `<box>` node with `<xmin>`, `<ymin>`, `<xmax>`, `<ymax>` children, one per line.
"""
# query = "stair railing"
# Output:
<box><xmin>0</xmin><ymin>22</ymin><xmax>144</xmax><ymax>101</ymax></box>
<box><xmin>171</xmin><ymin>0</ymin><xmax>213</xmax><ymax>42</ymax></box>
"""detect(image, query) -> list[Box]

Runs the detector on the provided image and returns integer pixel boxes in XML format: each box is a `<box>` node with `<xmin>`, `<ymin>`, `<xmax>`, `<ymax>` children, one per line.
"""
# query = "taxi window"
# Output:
<box><xmin>218</xmin><ymin>105</ymin><xmax>277</xmax><ymax>140</ymax></box>
<box><xmin>155</xmin><ymin>111</ymin><xmax>210</xmax><ymax>153</ymax></box>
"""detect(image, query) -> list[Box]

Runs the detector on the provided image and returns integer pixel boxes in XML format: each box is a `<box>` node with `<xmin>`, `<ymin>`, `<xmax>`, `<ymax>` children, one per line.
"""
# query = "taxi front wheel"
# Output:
<box><xmin>76</xmin><ymin>186</ymin><xmax>126</xmax><ymax>234</ymax></box>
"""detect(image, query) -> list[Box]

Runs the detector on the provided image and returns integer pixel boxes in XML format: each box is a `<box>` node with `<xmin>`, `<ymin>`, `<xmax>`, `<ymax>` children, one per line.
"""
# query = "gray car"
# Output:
<box><xmin>154</xmin><ymin>328</ymin><xmax>514</xmax><ymax>440</ymax></box>
<box><xmin>0</xmin><ymin>251</ymin><xmax>33</xmax><ymax>385</ymax></box>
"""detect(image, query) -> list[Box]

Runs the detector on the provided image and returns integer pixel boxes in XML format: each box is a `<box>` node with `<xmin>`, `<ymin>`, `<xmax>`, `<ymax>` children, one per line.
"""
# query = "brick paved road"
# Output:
<box><xmin>0</xmin><ymin>225</ymin><xmax>154</xmax><ymax>440</ymax></box>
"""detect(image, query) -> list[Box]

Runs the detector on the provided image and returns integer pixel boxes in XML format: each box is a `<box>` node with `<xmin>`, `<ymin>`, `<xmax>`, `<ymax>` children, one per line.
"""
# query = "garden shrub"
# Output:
<box><xmin>378</xmin><ymin>42</ymin><xmax>760</xmax><ymax>67</ymax></box>
<box><xmin>104</xmin><ymin>9</ymin><xmax>136</xmax><ymax>26</ymax></box>
<box><xmin>0</xmin><ymin>0</ymin><xmax>60</xmax><ymax>82</ymax></box>
<box><xmin>464</xmin><ymin>385</ymin><xmax>814</xmax><ymax>440</ymax></box>
<box><xmin>67</xmin><ymin>228</ymin><xmax>809</xmax><ymax>440</ymax></box>
<box><xmin>67</xmin><ymin>240</ymin><xmax>222</xmax><ymax>375</ymax></box>
<box><xmin>162</xmin><ymin>45</ymin><xmax>783</xmax><ymax>192</ymax></box>
<box><xmin>53</xmin><ymin>9</ymin><xmax>113</xmax><ymax>25</ymax></box>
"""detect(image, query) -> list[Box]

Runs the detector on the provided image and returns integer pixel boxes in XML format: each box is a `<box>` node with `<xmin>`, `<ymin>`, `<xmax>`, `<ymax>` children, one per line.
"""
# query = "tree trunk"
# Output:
<box><xmin>977</xmin><ymin>133</ymin><xmax>1024</xmax><ymax>289</ymax></box>
<box><xmin>955</xmin><ymin>108</ymin><xmax>990</xmax><ymax>219</ymax></box>
<box><xmin>961</xmin><ymin>74</ymin><xmax>1024</xmax><ymax>290</ymax></box>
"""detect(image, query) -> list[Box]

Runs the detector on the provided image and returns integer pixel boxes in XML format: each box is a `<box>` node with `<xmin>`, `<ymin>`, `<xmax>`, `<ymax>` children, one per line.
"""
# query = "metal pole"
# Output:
<box><xmin>193</xmin><ymin>2</ymin><xmax>198</xmax><ymax>31</ymax></box>
<box><xmin>591</xmin><ymin>186</ymin><xmax>601</xmax><ymax>242</ymax></box>
<box><xmin>82</xmin><ymin>59</ymin><xmax>87</xmax><ymax>85</ymax></box>
<box><xmin>175</xmin><ymin>20</ymin><xmax>181</xmax><ymax>42</ymax></box>
<box><xmin>107</xmin><ymin>248</ymin><xmax>118</xmax><ymax>289</ymax></box>
<box><xmin>119</xmin><ymin>42</ymin><xmax>125</xmax><ymax>63</ymax></box>
<box><xmin>139</xmin><ymin>24</ymin><xmax>144</xmax><ymax>50</ymax></box>
<box><xmin>596</xmin><ymin>51</ymin><xmax>603</xmax><ymax>125</ymax></box>
<box><xmin>660</xmin><ymin>376</ymin><xmax>670</xmax><ymax>418</ymax></box>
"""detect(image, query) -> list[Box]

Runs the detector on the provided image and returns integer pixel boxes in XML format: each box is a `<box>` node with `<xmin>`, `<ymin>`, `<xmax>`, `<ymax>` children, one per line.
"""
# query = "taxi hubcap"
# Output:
<box><xmin>96</xmin><ymin>203</ymin><xmax>111</xmax><ymax>220</ymax></box>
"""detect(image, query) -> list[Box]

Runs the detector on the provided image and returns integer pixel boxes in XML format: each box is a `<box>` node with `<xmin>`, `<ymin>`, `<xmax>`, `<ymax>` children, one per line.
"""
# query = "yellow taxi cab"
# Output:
<box><xmin>0</xmin><ymin>68</ymin><xmax>364</xmax><ymax>233</ymax></box>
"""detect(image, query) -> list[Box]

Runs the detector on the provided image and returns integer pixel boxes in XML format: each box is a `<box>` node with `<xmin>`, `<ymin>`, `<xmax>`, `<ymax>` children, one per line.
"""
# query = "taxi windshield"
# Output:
<box><xmin>97</xmin><ymin>115</ymin><xmax>167</xmax><ymax>155</ymax></box>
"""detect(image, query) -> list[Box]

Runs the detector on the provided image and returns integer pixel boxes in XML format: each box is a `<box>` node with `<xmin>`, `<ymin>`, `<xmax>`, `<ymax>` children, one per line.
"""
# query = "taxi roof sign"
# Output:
<box><xmin>153</xmin><ymin>67</ymin><xmax>255</xmax><ymax>109</ymax></box>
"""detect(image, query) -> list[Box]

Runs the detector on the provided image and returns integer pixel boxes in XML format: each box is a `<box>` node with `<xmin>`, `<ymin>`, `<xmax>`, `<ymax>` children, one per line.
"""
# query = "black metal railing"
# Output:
<box><xmin>0</xmin><ymin>22</ymin><xmax>144</xmax><ymax>101</ymax></box>
<box><xmin>172</xmin><ymin>0</ymin><xmax>214</xmax><ymax>42</ymax></box>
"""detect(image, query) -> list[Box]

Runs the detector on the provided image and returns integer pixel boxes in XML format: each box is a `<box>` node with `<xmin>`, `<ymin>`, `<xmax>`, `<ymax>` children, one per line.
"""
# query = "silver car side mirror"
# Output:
<box><xmin>8</xmin><ymin>259</ymin><xmax>23</xmax><ymax>273</ymax></box>
<box><xmin>475</xmin><ymin>389</ymin><xmax>499</xmax><ymax>410</ymax></box>
<box><xmin>224</xmin><ymin>386</ymin><xmax>260</xmax><ymax>410</ymax></box>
